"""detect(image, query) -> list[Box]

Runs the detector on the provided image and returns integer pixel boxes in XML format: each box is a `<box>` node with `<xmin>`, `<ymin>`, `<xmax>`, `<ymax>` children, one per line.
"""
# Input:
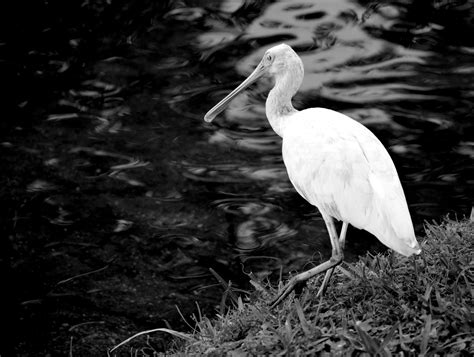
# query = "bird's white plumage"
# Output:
<box><xmin>282</xmin><ymin>107</ymin><xmax>418</xmax><ymax>256</ymax></box>
<box><xmin>204</xmin><ymin>43</ymin><xmax>421</xmax><ymax>306</ymax></box>
<box><xmin>204</xmin><ymin>43</ymin><xmax>421</xmax><ymax>305</ymax></box>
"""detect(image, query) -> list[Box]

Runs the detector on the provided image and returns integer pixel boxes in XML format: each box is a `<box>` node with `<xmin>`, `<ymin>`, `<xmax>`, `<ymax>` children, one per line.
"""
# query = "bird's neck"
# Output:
<box><xmin>265</xmin><ymin>72</ymin><xmax>299</xmax><ymax>138</ymax></box>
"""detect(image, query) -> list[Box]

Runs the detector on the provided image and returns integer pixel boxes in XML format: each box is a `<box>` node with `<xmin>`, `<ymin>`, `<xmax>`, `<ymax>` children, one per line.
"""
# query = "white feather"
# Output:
<box><xmin>282</xmin><ymin>108</ymin><xmax>420</xmax><ymax>256</ymax></box>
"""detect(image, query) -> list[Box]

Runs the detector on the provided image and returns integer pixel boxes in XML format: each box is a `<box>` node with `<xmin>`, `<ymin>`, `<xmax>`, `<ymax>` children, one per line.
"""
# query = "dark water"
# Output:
<box><xmin>1</xmin><ymin>0</ymin><xmax>472</xmax><ymax>354</ymax></box>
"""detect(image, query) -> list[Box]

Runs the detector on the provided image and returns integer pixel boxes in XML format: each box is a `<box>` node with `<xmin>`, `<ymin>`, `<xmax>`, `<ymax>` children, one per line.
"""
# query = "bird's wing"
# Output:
<box><xmin>282</xmin><ymin>108</ymin><xmax>419</xmax><ymax>256</ymax></box>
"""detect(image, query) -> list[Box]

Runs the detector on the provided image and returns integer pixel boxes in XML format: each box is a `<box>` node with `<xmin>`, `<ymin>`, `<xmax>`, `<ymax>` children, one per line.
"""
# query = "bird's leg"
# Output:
<box><xmin>270</xmin><ymin>214</ymin><xmax>343</xmax><ymax>308</ymax></box>
<box><xmin>338</xmin><ymin>221</ymin><xmax>348</xmax><ymax>250</ymax></box>
<box><xmin>316</xmin><ymin>221</ymin><xmax>348</xmax><ymax>298</ymax></box>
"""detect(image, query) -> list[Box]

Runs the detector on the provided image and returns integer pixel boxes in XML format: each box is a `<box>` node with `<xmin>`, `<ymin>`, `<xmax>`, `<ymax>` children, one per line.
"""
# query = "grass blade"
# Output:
<box><xmin>109</xmin><ymin>328</ymin><xmax>193</xmax><ymax>353</ymax></box>
<box><xmin>355</xmin><ymin>321</ymin><xmax>380</xmax><ymax>353</ymax></box>
<box><xmin>420</xmin><ymin>314</ymin><xmax>432</xmax><ymax>355</ymax></box>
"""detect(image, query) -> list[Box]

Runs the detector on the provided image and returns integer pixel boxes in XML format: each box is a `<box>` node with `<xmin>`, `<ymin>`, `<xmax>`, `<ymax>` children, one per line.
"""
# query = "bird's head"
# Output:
<box><xmin>263</xmin><ymin>44</ymin><xmax>303</xmax><ymax>78</ymax></box>
<box><xmin>204</xmin><ymin>43</ymin><xmax>303</xmax><ymax>122</ymax></box>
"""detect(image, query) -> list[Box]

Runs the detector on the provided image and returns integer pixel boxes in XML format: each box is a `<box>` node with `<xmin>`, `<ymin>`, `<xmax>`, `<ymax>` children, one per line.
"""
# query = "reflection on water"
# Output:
<box><xmin>213</xmin><ymin>198</ymin><xmax>278</xmax><ymax>215</ymax></box>
<box><xmin>35</xmin><ymin>0</ymin><xmax>471</xmax><ymax>271</ymax></box>
<box><xmin>11</xmin><ymin>1</ymin><xmax>474</xmax><ymax>270</ymax></box>
<box><xmin>213</xmin><ymin>198</ymin><xmax>297</xmax><ymax>251</ymax></box>
<box><xmin>235</xmin><ymin>217</ymin><xmax>297</xmax><ymax>251</ymax></box>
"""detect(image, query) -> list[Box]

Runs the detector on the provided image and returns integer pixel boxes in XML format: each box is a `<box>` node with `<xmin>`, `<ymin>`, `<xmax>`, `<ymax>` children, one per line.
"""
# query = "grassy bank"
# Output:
<box><xmin>112</xmin><ymin>219</ymin><xmax>473</xmax><ymax>355</ymax></box>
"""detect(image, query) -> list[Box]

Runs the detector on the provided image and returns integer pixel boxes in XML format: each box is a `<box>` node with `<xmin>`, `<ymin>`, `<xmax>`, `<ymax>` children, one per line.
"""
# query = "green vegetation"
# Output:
<box><xmin>112</xmin><ymin>219</ymin><xmax>473</xmax><ymax>355</ymax></box>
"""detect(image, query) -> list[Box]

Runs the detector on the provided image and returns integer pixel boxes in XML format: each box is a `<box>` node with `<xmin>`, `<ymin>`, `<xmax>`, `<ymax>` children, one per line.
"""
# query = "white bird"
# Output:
<box><xmin>204</xmin><ymin>44</ymin><xmax>421</xmax><ymax>307</ymax></box>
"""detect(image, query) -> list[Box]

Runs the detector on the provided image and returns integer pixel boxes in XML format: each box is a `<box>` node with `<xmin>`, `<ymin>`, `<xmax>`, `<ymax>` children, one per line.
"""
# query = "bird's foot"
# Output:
<box><xmin>270</xmin><ymin>277</ymin><xmax>304</xmax><ymax>308</ymax></box>
<box><xmin>315</xmin><ymin>268</ymin><xmax>334</xmax><ymax>299</ymax></box>
<box><xmin>269</xmin><ymin>258</ymin><xmax>340</xmax><ymax>308</ymax></box>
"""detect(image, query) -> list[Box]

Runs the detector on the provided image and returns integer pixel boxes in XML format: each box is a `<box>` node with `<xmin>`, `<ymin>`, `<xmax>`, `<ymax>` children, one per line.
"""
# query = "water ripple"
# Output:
<box><xmin>213</xmin><ymin>198</ymin><xmax>279</xmax><ymax>216</ymax></box>
<box><xmin>175</xmin><ymin>160</ymin><xmax>287</xmax><ymax>184</ymax></box>
<box><xmin>208</xmin><ymin>129</ymin><xmax>281</xmax><ymax>153</ymax></box>
<box><xmin>26</xmin><ymin>179</ymin><xmax>58</xmax><ymax>193</ymax></box>
<box><xmin>235</xmin><ymin>217</ymin><xmax>297</xmax><ymax>251</ymax></box>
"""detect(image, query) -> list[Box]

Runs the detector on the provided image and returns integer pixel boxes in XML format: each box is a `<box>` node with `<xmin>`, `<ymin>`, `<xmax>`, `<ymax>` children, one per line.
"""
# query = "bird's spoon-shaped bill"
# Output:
<box><xmin>204</xmin><ymin>61</ymin><xmax>266</xmax><ymax>123</ymax></box>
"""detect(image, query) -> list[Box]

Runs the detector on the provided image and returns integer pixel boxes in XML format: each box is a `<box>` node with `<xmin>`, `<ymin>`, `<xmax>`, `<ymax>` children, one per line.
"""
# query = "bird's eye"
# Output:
<box><xmin>266</xmin><ymin>54</ymin><xmax>273</xmax><ymax>62</ymax></box>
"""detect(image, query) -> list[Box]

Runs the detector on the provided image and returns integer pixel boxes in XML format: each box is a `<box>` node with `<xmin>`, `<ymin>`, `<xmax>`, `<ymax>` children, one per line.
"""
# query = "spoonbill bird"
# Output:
<box><xmin>204</xmin><ymin>44</ymin><xmax>421</xmax><ymax>307</ymax></box>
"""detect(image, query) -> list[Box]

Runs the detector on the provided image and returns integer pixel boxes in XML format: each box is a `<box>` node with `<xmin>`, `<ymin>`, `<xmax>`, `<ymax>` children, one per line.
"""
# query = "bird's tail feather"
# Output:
<box><xmin>368</xmin><ymin>188</ymin><xmax>421</xmax><ymax>257</ymax></box>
